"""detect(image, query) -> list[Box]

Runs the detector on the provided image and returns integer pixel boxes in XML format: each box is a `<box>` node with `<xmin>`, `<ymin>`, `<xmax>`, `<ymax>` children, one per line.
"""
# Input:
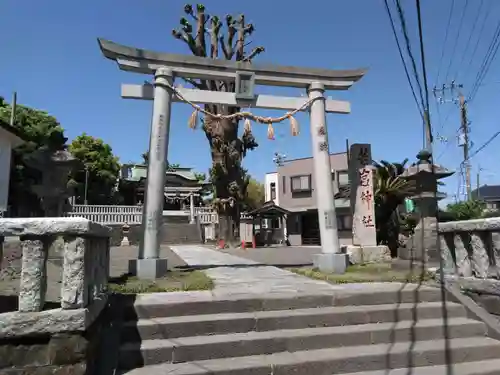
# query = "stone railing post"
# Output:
<box><xmin>61</xmin><ymin>232</ymin><xmax>110</xmax><ymax>310</ymax></box>
<box><xmin>438</xmin><ymin>218</ymin><xmax>500</xmax><ymax>280</ymax></box>
<box><xmin>19</xmin><ymin>236</ymin><xmax>49</xmax><ymax>312</ymax></box>
<box><xmin>0</xmin><ymin>218</ymin><xmax>111</xmax><ymax>312</ymax></box>
<box><xmin>0</xmin><ymin>235</ymin><xmax>4</xmax><ymax>271</ymax></box>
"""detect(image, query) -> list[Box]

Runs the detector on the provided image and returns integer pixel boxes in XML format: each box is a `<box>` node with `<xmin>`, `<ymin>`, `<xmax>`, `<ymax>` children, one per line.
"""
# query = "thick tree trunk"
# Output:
<box><xmin>208</xmin><ymin>116</ymin><xmax>242</xmax><ymax>248</ymax></box>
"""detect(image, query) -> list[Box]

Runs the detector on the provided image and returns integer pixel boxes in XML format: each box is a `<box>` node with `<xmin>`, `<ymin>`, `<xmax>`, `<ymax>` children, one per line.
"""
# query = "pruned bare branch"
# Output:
<box><xmin>243</xmin><ymin>46</ymin><xmax>265</xmax><ymax>62</ymax></box>
<box><xmin>183</xmin><ymin>4</ymin><xmax>198</xmax><ymax>21</ymax></box>
<box><xmin>235</xmin><ymin>14</ymin><xmax>245</xmax><ymax>61</ymax></box>
<box><xmin>244</xmin><ymin>23</ymin><xmax>254</xmax><ymax>36</ymax></box>
<box><xmin>209</xmin><ymin>16</ymin><xmax>222</xmax><ymax>59</ymax></box>
<box><xmin>194</xmin><ymin>4</ymin><xmax>207</xmax><ymax>57</ymax></box>
<box><xmin>171</xmin><ymin>29</ymin><xmax>197</xmax><ymax>55</ymax></box>
<box><xmin>219</xmin><ymin>36</ymin><xmax>229</xmax><ymax>59</ymax></box>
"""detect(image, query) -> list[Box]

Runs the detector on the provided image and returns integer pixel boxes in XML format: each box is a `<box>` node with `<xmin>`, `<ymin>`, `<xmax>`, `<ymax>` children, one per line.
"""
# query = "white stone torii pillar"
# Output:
<box><xmin>98</xmin><ymin>38</ymin><xmax>366</xmax><ymax>277</ymax></box>
<box><xmin>189</xmin><ymin>193</ymin><xmax>195</xmax><ymax>224</ymax></box>
<box><xmin>308</xmin><ymin>82</ymin><xmax>346</xmax><ymax>273</ymax></box>
<box><xmin>138</xmin><ymin>68</ymin><xmax>173</xmax><ymax>271</ymax></box>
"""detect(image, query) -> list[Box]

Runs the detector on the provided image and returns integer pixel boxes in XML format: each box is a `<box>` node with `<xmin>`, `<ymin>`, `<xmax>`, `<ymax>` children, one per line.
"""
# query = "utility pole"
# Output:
<box><xmin>459</xmin><ymin>93</ymin><xmax>472</xmax><ymax>200</ymax></box>
<box><xmin>476</xmin><ymin>166</ymin><xmax>485</xmax><ymax>199</ymax></box>
<box><xmin>476</xmin><ymin>166</ymin><xmax>480</xmax><ymax>198</ymax></box>
<box><xmin>433</xmin><ymin>82</ymin><xmax>471</xmax><ymax>200</ymax></box>
<box><xmin>10</xmin><ymin>92</ymin><xmax>17</xmax><ymax>126</ymax></box>
<box><xmin>84</xmin><ymin>165</ymin><xmax>89</xmax><ymax>205</ymax></box>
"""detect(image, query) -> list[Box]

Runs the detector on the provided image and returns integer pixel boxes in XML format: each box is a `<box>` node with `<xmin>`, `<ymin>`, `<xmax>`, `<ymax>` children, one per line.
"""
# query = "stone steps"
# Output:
<box><xmin>118</xmin><ymin>318</ymin><xmax>485</xmax><ymax>369</ymax></box>
<box><xmin>119</xmin><ymin>338</ymin><xmax>500</xmax><ymax>375</ymax></box>
<box><xmin>120</xmin><ymin>301</ymin><xmax>467</xmax><ymax>340</ymax></box>
<box><xmin>115</xmin><ymin>286</ymin><xmax>500</xmax><ymax>374</ymax></box>
<box><xmin>122</xmin><ymin>285</ymin><xmax>444</xmax><ymax>319</ymax></box>
<box><xmin>340</xmin><ymin>361</ymin><xmax>500</xmax><ymax>375</ymax></box>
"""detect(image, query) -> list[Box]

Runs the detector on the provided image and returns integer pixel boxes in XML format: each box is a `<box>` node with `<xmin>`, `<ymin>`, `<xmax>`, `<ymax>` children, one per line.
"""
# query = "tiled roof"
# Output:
<box><xmin>471</xmin><ymin>185</ymin><xmax>500</xmax><ymax>200</ymax></box>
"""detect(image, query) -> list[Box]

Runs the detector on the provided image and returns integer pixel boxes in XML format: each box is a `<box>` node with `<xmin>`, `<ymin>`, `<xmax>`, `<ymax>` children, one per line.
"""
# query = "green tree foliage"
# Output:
<box><xmin>373</xmin><ymin>159</ymin><xmax>414</xmax><ymax>256</ymax></box>
<box><xmin>242</xmin><ymin>177</ymin><xmax>265</xmax><ymax>211</ymax></box>
<box><xmin>68</xmin><ymin>133</ymin><xmax>120</xmax><ymax>204</ymax></box>
<box><xmin>445</xmin><ymin>200</ymin><xmax>485</xmax><ymax>221</ymax></box>
<box><xmin>0</xmin><ymin>98</ymin><xmax>67</xmax><ymax>216</ymax></box>
<box><xmin>172</xmin><ymin>4</ymin><xmax>263</xmax><ymax>244</ymax></box>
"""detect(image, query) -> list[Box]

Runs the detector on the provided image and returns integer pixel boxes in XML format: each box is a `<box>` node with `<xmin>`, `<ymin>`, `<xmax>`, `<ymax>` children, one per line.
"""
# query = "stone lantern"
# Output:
<box><xmin>26</xmin><ymin>149</ymin><xmax>79</xmax><ymax>217</ymax></box>
<box><xmin>400</xmin><ymin>150</ymin><xmax>454</xmax><ymax>264</ymax></box>
<box><xmin>121</xmin><ymin>223</ymin><xmax>131</xmax><ymax>246</ymax></box>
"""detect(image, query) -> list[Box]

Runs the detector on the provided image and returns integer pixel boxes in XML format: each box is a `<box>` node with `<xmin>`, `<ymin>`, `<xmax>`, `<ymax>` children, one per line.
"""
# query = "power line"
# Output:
<box><xmin>469</xmin><ymin>20</ymin><xmax>500</xmax><ymax>102</ymax></box>
<box><xmin>453</xmin><ymin>0</ymin><xmax>485</xmax><ymax>81</ymax></box>
<box><xmin>444</xmin><ymin>0</ymin><xmax>470</xmax><ymax>82</ymax></box>
<box><xmin>416</xmin><ymin>0</ymin><xmax>430</xmax><ymax>110</ymax></box>
<box><xmin>463</xmin><ymin>130</ymin><xmax>500</xmax><ymax>163</ymax></box>
<box><xmin>416</xmin><ymin>0</ymin><xmax>432</xmax><ymax>149</ymax></box>
<box><xmin>462</xmin><ymin>0</ymin><xmax>493</xmax><ymax>81</ymax></box>
<box><xmin>435</xmin><ymin>0</ymin><xmax>455</xmax><ymax>85</ymax></box>
<box><xmin>436</xmin><ymin>125</ymin><xmax>461</xmax><ymax>160</ymax></box>
<box><xmin>394</xmin><ymin>0</ymin><xmax>426</xmax><ymax>111</ymax></box>
<box><xmin>383</xmin><ymin>0</ymin><xmax>424</xmax><ymax>119</ymax></box>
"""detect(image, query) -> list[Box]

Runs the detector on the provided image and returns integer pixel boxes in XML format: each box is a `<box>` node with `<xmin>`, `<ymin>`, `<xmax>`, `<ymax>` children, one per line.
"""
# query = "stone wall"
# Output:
<box><xmin>0</xmin><ymin>309</ymin><xmax>106</xmax><ymax>375</ymax></box>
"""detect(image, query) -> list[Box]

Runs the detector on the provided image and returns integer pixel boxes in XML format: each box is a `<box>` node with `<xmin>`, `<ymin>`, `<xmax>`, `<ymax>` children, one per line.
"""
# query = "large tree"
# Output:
<box><xmin>172</xmin><ymin>4</ymin><xmax>263</xmax><ymax>245</ymax></box>
<box><xmin>68</xmin><ymin>133</ymin><xmax>120</xmax><ymax>205</ymax></box>
<box><xmin>241</xmin><ymin>176</ymin><xmax>265</xmax><ymax>211</ymax></box>
<box><xmin>0</xmin><ymin>98</ymin><xmax>67</xmax><ymax>216</ymax></box>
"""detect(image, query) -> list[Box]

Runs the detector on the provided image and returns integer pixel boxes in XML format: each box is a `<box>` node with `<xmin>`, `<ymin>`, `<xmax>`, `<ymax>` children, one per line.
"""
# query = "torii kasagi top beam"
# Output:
<box><xmin>98</xmin><ymin>38</ymin><xmax>367</xmax><ymax>91</ymax></box>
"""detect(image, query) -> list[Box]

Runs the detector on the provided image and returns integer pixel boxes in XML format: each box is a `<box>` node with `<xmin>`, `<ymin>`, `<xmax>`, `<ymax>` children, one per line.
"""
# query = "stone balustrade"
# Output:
<box><xmin>0</xmin><ymin>217</ymin><xmax>110</xmax><ymax>315</ymax></box>
<box><xmin>0</xmin><ymin>218</ymin><xmax>111</xmax><ymax>374</ymax></box>
<box><xmin>439</xmin><ymin>218</ymin><xmax>500</xmax><ymax>289</ymax></box>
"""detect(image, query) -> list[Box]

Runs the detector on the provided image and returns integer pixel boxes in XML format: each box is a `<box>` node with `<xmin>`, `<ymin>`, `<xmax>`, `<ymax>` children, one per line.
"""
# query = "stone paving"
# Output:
<box><xmin>168</xmin><ymin>245</ymin><xmax>412</xmax><ymax>296</ymax></box>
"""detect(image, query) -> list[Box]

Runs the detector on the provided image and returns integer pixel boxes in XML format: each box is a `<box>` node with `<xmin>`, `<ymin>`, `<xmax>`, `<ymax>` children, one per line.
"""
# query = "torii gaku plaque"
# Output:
<box><xmin>98</xmin><ymin>38</ymin><xmax>366</xmax><ymax>277</ymax></box>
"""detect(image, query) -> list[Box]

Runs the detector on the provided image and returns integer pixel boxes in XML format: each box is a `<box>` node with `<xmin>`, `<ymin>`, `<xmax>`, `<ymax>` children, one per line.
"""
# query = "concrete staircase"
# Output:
<box><xmin>159</xmin><ymin>223</ymin><xmax>201</xmax><ymax>244</ymax></box>
<box><xmin>114</xmin><ymin>286</ymin><xmax>500</xmax><ymax>374</ymax></box>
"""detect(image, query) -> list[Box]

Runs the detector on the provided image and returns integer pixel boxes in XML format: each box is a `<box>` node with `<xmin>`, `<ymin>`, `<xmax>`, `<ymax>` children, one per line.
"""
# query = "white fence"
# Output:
<box><xmin>68</xmin><ymin>205</ymin><xmax>142</xmax><ymax>224</ymax></box>
<box><xmin>66</xmin><ymin>204</ymin><xmax>218</xmax><ymax>225</ymax></box>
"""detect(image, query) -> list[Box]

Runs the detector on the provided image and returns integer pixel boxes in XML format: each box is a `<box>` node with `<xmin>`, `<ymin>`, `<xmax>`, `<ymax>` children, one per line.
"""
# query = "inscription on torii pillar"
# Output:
<box><xmin>98</xmin><ymin>38</ymin><xmax>367</xmax><ymax>276</ymax></box>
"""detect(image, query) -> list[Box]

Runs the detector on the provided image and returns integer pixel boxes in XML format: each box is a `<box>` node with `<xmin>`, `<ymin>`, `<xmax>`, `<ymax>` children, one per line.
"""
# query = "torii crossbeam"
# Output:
<box><xmin>98</xmin><ymin>38</ymin><xmax>367</xmax><ymax>278</ymax></box>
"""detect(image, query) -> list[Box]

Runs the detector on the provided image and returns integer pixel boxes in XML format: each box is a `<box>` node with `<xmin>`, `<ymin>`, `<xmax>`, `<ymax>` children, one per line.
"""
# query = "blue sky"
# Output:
<box><xmin>1</xmin><ymin>0</ymin><xmax>499</xmax><ymax>204</ymax></box>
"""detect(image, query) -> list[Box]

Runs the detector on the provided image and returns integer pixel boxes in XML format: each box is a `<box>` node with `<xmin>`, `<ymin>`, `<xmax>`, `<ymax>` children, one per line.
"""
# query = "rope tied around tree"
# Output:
<box><xmin>166</xmin><ymin>83</ymin><xmax>316</xmax><ymax>139</ymax></box>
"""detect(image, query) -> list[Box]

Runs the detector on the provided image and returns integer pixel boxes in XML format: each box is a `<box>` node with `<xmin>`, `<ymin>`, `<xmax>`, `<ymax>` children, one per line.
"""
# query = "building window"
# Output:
<box><xmin>337</xmin><ymin>215</ymin><xmax>353</xmax><ymax>230</ymax></box>
<box><xmin>290</xmin><ymin>175</ymin><xmax>312</xmax><ymax>192</ymax></box>
<box><xmin>270</xmin><ymin>182</ymin><xmax>276</xmax><ymax>200</ymax></box>
<box><xmin>337</xmin><ymin>170</ymin><xmax>349</xmax><ymax>188</ymax></box>
<box><xmin>282</xmin><ymin>176</ymin><xmax>286</xmax><ymax>194</ymax></box>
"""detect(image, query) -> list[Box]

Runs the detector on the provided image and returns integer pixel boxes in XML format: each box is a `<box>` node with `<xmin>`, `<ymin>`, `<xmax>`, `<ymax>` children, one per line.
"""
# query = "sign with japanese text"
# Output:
<box><xmin>348</xmin><ymin>144</ymin><xmax>374</xmax><ymax>245</ymax></box>
<box><xmin>352</xmin><ymin>165</ymin><xmax>377</xmax><ymax>246</ymax></box>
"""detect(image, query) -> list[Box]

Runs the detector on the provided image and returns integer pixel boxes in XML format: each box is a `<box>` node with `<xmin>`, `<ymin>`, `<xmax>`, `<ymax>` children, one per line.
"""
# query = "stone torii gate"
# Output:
<box><xmin>98</xmin><ymin>38</ymin><xmax>366</xmax><ymax>278</ymax></box>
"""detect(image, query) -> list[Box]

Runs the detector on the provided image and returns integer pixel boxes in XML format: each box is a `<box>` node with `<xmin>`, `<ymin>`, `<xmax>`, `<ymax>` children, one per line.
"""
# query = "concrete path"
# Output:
<box><xmin>167</xmin><ymin>245</ymin><xmax>414</xmax><ymax>297</ymax></box>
